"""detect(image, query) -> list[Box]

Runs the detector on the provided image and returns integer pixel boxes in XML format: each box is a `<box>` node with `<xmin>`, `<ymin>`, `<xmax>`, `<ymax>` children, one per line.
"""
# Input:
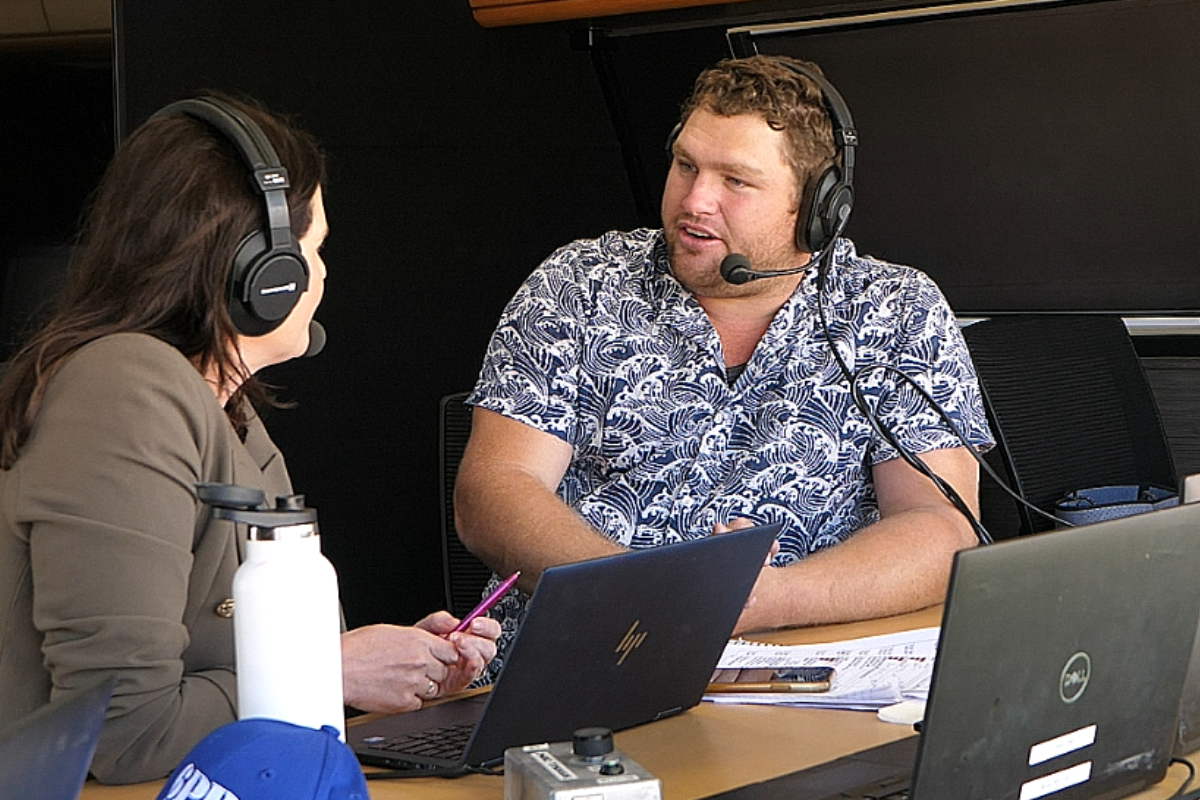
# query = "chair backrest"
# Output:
<box><xmin>439</xmin><ymin>392</ymin><xmax>495</xmax><ymax>618</ymax></box>
<box><xmin>962</xmin><ymin>314</ymin><xmax>1176</xmax><ymax>538</ymax></box>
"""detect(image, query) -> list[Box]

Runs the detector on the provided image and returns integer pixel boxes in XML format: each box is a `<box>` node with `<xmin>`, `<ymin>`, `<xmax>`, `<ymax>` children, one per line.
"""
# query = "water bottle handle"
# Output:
<box><xmin>196</xmin><ymin>482</ymin><xmax>267</xmax><ymax>510</ymax></box>
<box><xmin>198</xmin><ymin>483</ymin><xmax>318</xmax><ymax>528</ymax></box>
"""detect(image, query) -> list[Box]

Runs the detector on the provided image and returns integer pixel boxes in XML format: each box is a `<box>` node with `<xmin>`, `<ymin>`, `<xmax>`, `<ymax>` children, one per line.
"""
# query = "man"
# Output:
<box><xmin>455</xmin><ymin>55</ymin><xmax>993</xmax><ymax>673</ymax></box>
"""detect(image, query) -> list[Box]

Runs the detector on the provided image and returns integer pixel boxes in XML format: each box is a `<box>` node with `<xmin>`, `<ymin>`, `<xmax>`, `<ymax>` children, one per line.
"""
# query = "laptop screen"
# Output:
<box><xmin>0</xmin><ymin>679</ymin><xmax>113</xmax><ymax>799</ymax></box>
<box><xmin>911</xmin><ymin>503</ymin><xmax>1200</xmax><ymax>800</ymax></box>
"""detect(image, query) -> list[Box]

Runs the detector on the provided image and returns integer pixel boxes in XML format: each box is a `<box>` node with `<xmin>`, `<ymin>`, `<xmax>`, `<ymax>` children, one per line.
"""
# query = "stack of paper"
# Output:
<box><xmin>705</xmin><ymin>627</ymin><xmax>939</xmax><ymax>711</ymax></box>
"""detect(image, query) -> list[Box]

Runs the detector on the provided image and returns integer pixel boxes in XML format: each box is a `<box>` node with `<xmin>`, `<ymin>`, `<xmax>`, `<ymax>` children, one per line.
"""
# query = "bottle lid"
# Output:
<box><xmin>197</xmin><ymin>484</ymin><xmax>318</xmax><ymax>534</ymax></box>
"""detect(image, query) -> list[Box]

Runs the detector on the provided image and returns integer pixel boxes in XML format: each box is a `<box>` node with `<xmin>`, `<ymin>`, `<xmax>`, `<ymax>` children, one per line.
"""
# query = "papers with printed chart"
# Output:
<box><xmin>705</xmin><ymin>627</ymin><xmax>938</xmax><ymax>711</ymax></box>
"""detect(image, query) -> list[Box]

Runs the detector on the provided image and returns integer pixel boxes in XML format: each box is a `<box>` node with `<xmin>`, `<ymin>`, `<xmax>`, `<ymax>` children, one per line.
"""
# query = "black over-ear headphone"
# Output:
<box><xmin>151</xmin><ymin>96</ymin><xmax>310</xmax><ymax>337</ymax></box>
<box><xmin>666</xmin><ymin>59</ymin><xmax>857</xmax><ymax>254</ymax></box>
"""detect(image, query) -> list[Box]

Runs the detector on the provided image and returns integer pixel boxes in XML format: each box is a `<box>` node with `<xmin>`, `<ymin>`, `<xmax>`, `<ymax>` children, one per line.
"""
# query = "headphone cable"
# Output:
<box><xmin>812</xmin><ymin>232</ymin><xmax>1084</xmax><ymax>541</ymax></box>
<box><xmin>811</xmin><ymin>229</ymin><xmax>1000</xmax><ymax>545</ymax></box>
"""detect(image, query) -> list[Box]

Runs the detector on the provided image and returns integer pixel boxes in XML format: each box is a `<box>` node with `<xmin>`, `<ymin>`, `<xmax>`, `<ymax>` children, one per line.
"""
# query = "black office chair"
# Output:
<box><xmin>962</xmin><ymin>314</ymin><xmax>1176</xmax><ymax>538</ymax></box>
<box><xmin>439</xmin><ymin>391</ymin><xmax>495</xmax><ymax>618</ymax></box>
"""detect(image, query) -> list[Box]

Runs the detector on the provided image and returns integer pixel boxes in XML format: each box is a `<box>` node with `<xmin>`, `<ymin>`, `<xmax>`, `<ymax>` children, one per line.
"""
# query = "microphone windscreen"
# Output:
<box><xmin>303</xmin><ymin>320</ymin><xmax>326</xmax><ymax>358</ymax></box>
<box><xmin>720</xmin><ymin>253</ymin><xmax>754</xmax><ymax>285</ymax></box>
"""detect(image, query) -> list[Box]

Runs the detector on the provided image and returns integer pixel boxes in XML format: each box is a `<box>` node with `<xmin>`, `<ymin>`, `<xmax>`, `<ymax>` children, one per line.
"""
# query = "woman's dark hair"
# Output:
<box><xmin>0</xmin><ymin>92</ymin><xmax>326</xmax><ymax>469</ymax></box>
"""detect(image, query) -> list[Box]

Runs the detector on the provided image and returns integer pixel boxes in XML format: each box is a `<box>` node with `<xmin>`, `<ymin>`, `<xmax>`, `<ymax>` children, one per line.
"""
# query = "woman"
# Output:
<box><xmin>0</xmin><ymin>94</ymin><xmax>498</xmax><ymax>784</ymax></box>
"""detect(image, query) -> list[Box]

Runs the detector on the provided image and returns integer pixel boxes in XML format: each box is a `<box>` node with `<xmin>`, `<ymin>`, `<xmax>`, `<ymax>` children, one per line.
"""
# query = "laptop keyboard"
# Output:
<box><xmin>360</xmin><ymin>722</ymin><xmax>474</xmax><ymax>761</ymax></box>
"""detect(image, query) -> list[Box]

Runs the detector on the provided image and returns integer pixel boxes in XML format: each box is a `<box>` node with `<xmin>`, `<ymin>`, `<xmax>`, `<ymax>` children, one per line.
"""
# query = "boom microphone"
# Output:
<box><xmin>303</xmin><ymin>320</ymin><xmax>326</xmax><ymax>358</ymax></box>
<box><xmin>719</xmin><ymin>253</ymin><xmax>813</xmax><ymax>285</ymax></box>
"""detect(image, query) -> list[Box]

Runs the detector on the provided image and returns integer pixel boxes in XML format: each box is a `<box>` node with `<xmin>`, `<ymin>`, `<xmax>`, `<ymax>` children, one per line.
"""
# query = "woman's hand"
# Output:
<box><xmin>339</xmin><ymin>612</ymin><xmax>500</xmax><ymax>714</ymax></box>
<box><xmin>413</xmin><ymin>610</ymin><xmax>501</xmax><ymax>694</ymax></box>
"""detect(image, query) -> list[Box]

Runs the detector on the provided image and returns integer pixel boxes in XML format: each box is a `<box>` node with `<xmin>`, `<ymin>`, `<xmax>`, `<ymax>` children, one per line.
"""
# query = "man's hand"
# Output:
<box><xmin>714</xmin><ymin>517</ymin><xmax>780</xmax><ymax>636</ymax></box>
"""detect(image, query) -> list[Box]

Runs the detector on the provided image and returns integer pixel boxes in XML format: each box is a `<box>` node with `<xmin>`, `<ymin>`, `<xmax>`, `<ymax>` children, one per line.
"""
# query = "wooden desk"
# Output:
<box><xmin>77</xmin><ymin>605</ymin><xmax>1195</xmax><ymax>800</ymax></box>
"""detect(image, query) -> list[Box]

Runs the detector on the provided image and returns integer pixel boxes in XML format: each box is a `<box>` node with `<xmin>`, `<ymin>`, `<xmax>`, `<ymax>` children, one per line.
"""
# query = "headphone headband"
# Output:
<box><xmin>776</xmin><ymin>60</ymin><xmax>856</xmax><ymax>254</ymax></box>
<box><xmin>779</xmin><ymin>61</ymin><xmax>856</xmax><ymax>186</ymax></box>
<box><xmin>150</xmin><ymin>96</ymin><xmax>309</xmax><ymax>336</ymax></box>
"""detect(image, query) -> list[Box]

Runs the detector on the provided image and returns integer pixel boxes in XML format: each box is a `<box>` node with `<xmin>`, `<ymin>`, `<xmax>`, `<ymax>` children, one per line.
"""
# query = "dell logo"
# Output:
<box><xmin>615</xmin><ymin>621</ymin><xmax>648</xmax><ymax>666</ymax></box>
<box><xmin>1059</xmin><ymin>651</ymin><xmax>1091</xmax><ymax>704</ymax></box>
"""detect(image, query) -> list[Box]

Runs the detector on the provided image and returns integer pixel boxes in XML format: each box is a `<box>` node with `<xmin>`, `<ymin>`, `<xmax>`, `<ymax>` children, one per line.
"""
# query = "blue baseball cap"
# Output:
<box><xmin>155</xmin><ymin>719</ymin><xmax>368</xmax><ymax>800</ymax></box>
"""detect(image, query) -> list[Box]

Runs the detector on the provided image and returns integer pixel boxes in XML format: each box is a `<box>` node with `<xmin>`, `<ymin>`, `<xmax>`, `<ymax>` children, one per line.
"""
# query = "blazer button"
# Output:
<box><xmin>214</xmin><ymin>598</ymin><xmax>235</xmax><ymax>618</ymax></box>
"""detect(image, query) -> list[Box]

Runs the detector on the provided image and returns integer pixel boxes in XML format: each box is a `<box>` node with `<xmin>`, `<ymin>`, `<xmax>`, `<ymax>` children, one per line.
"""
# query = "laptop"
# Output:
<box><xmin>1175</xmin><ymin>473</ymin><xmax>1200</xmax><ymax>755</ymax></box>
<box><xmin>0</xmin><ymin>678</ymin><xmax>113</xmax><ymax>800</ymax></box>
<box><xmin>1175</xmin><ymin>623</ymin><xmax>1200</xmax><ymax>756</ymax></box>
<box><xmin>350</xmin><ymin>522</ymin><xmax>780</xmax><ymax>771</ymax></box>
<box><xmin>702</xmin><ymin>501</ymin><xmax>1200</xmax><ymax>800</ymax></box>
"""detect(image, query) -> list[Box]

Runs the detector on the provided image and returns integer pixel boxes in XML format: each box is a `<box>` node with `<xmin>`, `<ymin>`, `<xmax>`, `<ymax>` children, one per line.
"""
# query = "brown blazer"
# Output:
<box><xmin>0</xmin><ymin>333</ymin><xmax>292</xmax><ymax>783</ymax></box>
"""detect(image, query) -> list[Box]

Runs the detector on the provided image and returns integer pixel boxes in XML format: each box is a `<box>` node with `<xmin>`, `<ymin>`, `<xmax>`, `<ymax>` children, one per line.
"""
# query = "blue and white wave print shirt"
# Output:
<box><xmin>468</xmin><ymin>228</ymin><xmax>993</xmax><ymax>669</ymax></box>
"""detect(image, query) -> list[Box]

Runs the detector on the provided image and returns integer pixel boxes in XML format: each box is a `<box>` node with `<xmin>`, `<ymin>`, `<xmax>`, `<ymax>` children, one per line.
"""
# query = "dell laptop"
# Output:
<box><xmin>0</xmin><ymin>678</ymin><xmax>113</xmax><ymax>800</ymax></box>
<box><xmin>1173</xmin><ymin>590</ymin><xmax>1200</xmax><ymax>757</ymax></box>
<box><xmin>350</xmin><ymin>522</ymin><xmax>780</xmax><ymax>771</ymax></box>
<box><xmin>703</xmin><ymin>501</ymin><xmax>1200</xmax><ymax>800</ymax></box>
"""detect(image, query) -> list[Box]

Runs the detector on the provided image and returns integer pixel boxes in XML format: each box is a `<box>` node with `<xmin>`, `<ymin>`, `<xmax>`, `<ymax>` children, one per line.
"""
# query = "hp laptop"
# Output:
<box><xmin>0</xmin><ymin>678</ymin><xmax>113</xmax><ymax>800</ymax></box>
<box><xmin>351</xmin><ymin>523</ymin><xmax>780</xmax><ymax>771</ymax></box>
<box><xmin>704</xmin><ymin>501</ymin><xmax>1200</xmax><ymax>800</ymax></box>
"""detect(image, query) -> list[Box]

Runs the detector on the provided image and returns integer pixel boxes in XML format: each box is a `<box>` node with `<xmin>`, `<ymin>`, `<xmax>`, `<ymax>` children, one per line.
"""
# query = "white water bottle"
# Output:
<box><xmin>198</xmin><ymin>485</ymin><xmax>345</xmax><ymax>739</ymax></box>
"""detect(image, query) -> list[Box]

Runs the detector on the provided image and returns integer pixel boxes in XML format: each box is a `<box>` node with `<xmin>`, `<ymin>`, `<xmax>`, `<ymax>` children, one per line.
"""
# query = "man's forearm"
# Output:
<box><xmin>735</xmin><ymin>504</ymin><xmax>975</xmax><ymax>634</ymax></box>
<box><xmin>454</xmin><ymin>465</ymin><xmax>624</xmax><ymax>594</ymax></box>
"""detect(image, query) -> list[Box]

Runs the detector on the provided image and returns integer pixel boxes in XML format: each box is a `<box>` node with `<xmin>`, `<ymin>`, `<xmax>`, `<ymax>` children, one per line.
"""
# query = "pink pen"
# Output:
<box><xmin>447</xmin><ymin>571</ymin><xmax>520</xmax><ymax>635</ymax></box>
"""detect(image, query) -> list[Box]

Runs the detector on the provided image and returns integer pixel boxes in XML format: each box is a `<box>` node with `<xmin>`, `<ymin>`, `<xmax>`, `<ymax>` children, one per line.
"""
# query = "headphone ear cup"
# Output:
<box><xmin>228</xmin><ymin>230</ymin><xmax>310</xmax><ymax>337</ymax></box>
<box><xmin>799</xmin><ymin>166</ymin><xmax>838</xmax><ymax>252</ymax></box>
<box><xmin>799</xmin><ymin>166</ymin><xmax>853</xmax><ymax>253</ymax></box>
